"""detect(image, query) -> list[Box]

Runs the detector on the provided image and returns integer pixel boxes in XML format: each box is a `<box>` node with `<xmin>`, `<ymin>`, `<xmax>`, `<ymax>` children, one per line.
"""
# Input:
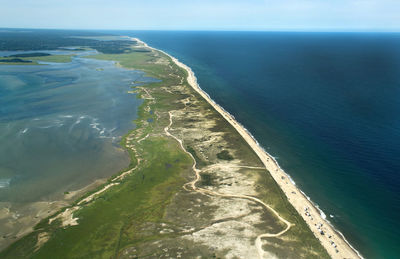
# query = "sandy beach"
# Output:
<box><xmin>134</xmin><ymin>37</ymin><xmax>363</xmax><ymax>259</ymax></box>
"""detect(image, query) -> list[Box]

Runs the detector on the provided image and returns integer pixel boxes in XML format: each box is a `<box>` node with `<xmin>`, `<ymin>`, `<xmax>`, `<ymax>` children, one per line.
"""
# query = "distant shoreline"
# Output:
<box><xmin>134</xmin><ymin>37</ymin><xmax>363</xmax><ymax>258</ymax></box>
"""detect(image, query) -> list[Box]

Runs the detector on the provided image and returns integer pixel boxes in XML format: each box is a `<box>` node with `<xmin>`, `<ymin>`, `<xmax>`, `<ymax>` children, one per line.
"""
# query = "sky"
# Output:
<box><xmin>0</xmin><ymin>0</ymin><xmax>399</xmax><ymax>31</ymax></box>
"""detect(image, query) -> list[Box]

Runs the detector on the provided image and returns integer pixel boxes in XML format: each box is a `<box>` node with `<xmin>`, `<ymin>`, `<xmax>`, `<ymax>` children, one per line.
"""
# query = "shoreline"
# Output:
<box><xmin>133</xmin><ymin>37</ymin><xmax>363</xmax><ymax>258</ymax></box>
<box><xmin>0</xmin><ymin>177</ymin><xmax>108</xmax><ymax>251</ymax></box>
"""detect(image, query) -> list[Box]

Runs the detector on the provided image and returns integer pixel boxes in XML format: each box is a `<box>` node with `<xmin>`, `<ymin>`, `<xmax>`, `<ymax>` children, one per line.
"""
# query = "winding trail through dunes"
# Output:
<box><xmin>164</xmin><ymin>111</ymin><xmax>292</xmax><ymax>259</ymax></box>
<box><xmin>132</xmin><ymin>37</ymin><xmax>362</xmax><ymax>258</ymax></box>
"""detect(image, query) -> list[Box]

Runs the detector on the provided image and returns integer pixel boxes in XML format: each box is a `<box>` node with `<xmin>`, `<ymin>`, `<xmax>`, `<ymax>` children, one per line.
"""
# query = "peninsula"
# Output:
<box><xmin>1</xmin><ymin>37</ymin><xmax>361</xmax><ymax>258</ymax></box>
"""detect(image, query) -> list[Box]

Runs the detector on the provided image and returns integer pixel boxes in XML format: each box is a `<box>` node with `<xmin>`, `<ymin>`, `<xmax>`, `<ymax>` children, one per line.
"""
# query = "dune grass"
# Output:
<box><xmin>1</xmin><ymin>42</ymin><xmax>329</xmax><ymax>258</ymax></box>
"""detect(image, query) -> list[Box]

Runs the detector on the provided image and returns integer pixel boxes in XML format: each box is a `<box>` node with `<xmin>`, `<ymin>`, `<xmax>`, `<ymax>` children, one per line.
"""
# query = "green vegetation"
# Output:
<box><xmin>186</xmin><ymin>145</ymin><xmax>208</xmax><ymax>167</ymax></box>
<box><xmin>252</xmin><ymin>166</ymin><xmax>328</xmax><ymax>257</ymax></box>
<box><xmin>87</xmin><ymin>51</ymin><xmax>169</xmax><ymax>78</ymax></box>
<box><xmin>0</xmin><ymin>54</ymin><xmax>73</xmax><ymax>65</ymax></box>
<box><xmin>0</xmin><ymin>58</ymin><xmax>33</xmax><ymax>65</ymax></box>
<box><xmin>6</xmin><ymin>139</ymin><xmax>190</xmax><ymax>259</ymax></box>
<box><xmin>1</xmin><ymin>37</ymin><xmax>329</xmax><ymax>258</ymax></box>
<box><xmin>0</xmin><ymin>30</ymin><xmax>134</xmax><ymax>54</ymax></box>
<box><xmin>216</xmin><ymin>150</ymin><xmax>234</xmax><ymax>160</ymax></box>
<box><xmin>28</xmin><ymin>55</ymin><xmax>73</xmax><ymax>63</ymax></box>
<box><xmin>69</xmin><ymin>35</ymin><xmax>130</xmax><ymax>41</ymax></box>
<box><xmin>200</xmin><ymin>173</ymin><xmax>214</xmax><ymax>186</ymax></box>
<box><xmin>9</xmin><ymin>52</ymin><xmax>51</xmax><ymax>58</ymax></box>
<box><xmin>0</xmin><ymin>41</ymin><xmax>192</xmax><ymax>258</ymax></box>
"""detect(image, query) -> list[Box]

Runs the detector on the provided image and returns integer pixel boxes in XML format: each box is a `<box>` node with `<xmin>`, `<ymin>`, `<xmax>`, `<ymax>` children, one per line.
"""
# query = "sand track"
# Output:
<box><xmin>164</xmin><ymin>111</ymin><xmax>292</xmax><ymax>259</ymax></box>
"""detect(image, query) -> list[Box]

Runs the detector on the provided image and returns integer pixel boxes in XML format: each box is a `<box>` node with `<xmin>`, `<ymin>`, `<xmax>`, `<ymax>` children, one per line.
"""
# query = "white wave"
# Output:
<box><xmin>59</xmin><ymin>115</ymin><xmax>73</xmax><ymax>118</ymax></box>
<box><xmin>69</xmin><ymin>116</ymin><xmax>87</xmax><ymax>132</ymax></box>
<box><xmin>288</xmin><ymin>176</ymin><xmax>296</xmax><ymax>185</ymax></box>
<box><xmin>37</xmin><ymin>125</ymin><xmax>52</xmax><ymax>129</ymax></box>
<box><xmin>98</xmin><ymin>134</ymin><xmax>114</xmax><ymax>139</ymax></box>
<box><xmin>298</xmin><ymin>187</ymin><xmax>364</xmax><ymax>258</ymax></box>
<box><xmin>18</xmin><ymin>127</ymin><xmax>29</xmax><ymax>136</ymax></box>
<box><xmin>0</xmin><ymin>178</ymin><xmax>11</xmax><ymax>188</ymax></box>
<box><xmin>90</xmin><ymin>122</ymin><xmax>101</xmax><ymax>131</ymax></box>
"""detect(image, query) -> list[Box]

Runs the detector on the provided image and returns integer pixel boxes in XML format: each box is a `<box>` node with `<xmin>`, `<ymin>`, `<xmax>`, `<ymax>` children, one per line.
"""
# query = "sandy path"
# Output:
<box><xmin>164</xmin><ymin>112</ymin><xmax>292</xmax><ymax>259</ymax></box>
<box><xmin>133</xmin><ymin>37</ymin><xmax>362</xmax><ymax>258</ymax></box>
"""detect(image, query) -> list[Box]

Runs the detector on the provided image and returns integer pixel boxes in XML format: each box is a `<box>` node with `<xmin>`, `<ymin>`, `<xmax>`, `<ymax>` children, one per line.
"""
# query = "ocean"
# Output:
<box><xmin>0</xmin><ymin>50</ymin><xmax>147</xmax><ymax>208</ymax></box>
<box><xmin>121</xmin><ymin>31</ymin><xmax>400</xmax><ymax>258</ymax></box>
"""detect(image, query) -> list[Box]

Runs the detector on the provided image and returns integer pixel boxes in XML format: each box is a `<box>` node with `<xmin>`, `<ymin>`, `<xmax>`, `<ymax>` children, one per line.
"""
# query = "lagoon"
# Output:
<box><xmin>0</xmin><ymin>49</ymin><xmax>150</xmax><ymax>245</ymax></box>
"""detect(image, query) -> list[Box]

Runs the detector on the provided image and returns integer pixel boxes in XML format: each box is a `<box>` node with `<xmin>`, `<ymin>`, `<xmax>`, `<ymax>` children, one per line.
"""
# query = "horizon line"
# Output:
<box><xmin>1</xmin><ymin>27</ymin><xmax>400</xmax><ymax>33</ymax></box>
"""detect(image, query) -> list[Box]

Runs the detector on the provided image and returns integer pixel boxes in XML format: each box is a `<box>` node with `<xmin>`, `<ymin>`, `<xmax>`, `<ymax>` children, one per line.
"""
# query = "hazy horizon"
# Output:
<box><xmin>2</xmin><ymin>28</ymin><xmax>400</xmax><ymax>33</ymax></box>
<box><xmin>0</xmin><ymin>0</ymin><xmax>399</xmax><ymax>32</ymax></box>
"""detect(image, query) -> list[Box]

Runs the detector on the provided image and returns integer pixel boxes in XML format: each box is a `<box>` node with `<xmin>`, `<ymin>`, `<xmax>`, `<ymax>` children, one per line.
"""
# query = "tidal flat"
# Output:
<box><xmin>0</xmin><ymin>46</ymin><xmax>154</xmax><ymax>250</ymax></box>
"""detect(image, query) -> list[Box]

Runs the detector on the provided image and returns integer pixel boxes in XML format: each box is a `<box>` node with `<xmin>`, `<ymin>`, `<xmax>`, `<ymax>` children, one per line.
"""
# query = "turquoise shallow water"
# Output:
<box><xmin>0</xmin><ymin>50</ymin><xmax>151</xmax><ymax>203</ymax></box>
<box><xmin>122</xmin><ymin>31</ymin><xmax>400</xmax><ymax>258</ymax></box>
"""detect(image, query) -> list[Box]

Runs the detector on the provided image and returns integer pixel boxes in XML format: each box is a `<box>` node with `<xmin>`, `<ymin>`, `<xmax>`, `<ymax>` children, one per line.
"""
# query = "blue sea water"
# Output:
<box><xmin>122</xmin><ymin>31</ymin><xmax>400</xmax><ymax>258</ymax></box>
<box><xmin>0</xmin><ymin>50</ymin><xmax>149</xmax><ymax>204</ymax></box>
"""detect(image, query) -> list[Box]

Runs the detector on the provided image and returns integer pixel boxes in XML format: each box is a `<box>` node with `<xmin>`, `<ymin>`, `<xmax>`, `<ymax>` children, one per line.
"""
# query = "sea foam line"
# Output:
<box><xmin>131</xmin><ymin>36</ymin><xmax>364</xmax><ymax>258</ymax></box>
<box><xmin>187</xmin><ymin>57</ymin><xmax>364</xmax><ymax>258</ymax></box>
